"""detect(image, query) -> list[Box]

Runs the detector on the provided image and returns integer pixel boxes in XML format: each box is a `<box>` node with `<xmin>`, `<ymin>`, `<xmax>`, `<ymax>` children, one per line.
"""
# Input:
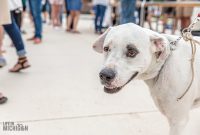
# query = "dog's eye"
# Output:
<box><xmin>104</xmin><ymin>47</ymin><xmax>109</xmax><ymax>52</ymax></box>
<box><xmin>126</xmin><ymin>49</ymin><xmax>138</xmax><ymax>57</ymax></box>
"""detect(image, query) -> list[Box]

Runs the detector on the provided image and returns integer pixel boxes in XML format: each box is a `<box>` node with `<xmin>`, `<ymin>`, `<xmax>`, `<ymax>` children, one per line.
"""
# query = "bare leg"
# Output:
<box><xmin>162</xmin><ymin>14</ymin><xmax>168</xmax><ymax>33</ymax></box>
<box><xmin>55</xmin><ymin>5</ymin><xmax>61</xmax><ymax>26</ymax></box>
<box><xmin>67</xmin><ymin>11</ymin><xmax>74</xmax><ymax>31</ymax></box>
<box><xmin>53</xmin><ymin>4</ymin><xmax>57</xmax><ymax>27</ymax></box>
<box><xmin>72</xmin><ymin>11</ymin><xmax>80</xmax><ymax>32</ymax></box>
<box><xmin>147</xmin><ymin>13</ymin><xmax>153</xmax><ymax>30</ymax></box>
<box><xmin>51</xmin><ymin>4</ymin><xmax>56</xmax><ymax>26</ymax></box>
<box><xmin>172</xmin><ymin>17</ymin><xmax>178</xmax><ymax>34</ymax></box>
<box><xmin>43</xmin><ymin>11</ymin><xmax>48</xmax><ymax>23</ymax></box>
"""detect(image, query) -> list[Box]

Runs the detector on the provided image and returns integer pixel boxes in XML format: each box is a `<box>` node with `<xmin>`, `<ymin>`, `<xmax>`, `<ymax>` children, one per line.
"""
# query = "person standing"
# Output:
<box><xmin>28</xmin><ymin>0</ymin><xmax>43</xmax><ymax>44</ymax></box>
<box><xmin>49</xmin><ymin>0</ymin><xmax>64</xmax><ymax>27</ymax></box>
<box><xmin>162</xmin><ymin>0</ymin><xmax>176</xmax><ymax>34</ymax></box>
<box><xmin>93</xmin><ymin>0</ymin><xmax>109</xmax><ymax>34</ymax></box>
<box><xmin>120</xmin><ymin>0</ymin><xmax>136</xmax><ymax>24</ymax></box>
<box><xmin>66</xmin><ymin>0</ymin><xmax>82</xmax><ymax>33</ymax></box>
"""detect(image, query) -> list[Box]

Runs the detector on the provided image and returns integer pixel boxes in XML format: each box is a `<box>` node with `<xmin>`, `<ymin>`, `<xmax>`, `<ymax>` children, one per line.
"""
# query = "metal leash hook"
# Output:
<box><xmin>177</xmin><ymin>14</ymin><xmax>200</xmax><ymax>101</ymax></box>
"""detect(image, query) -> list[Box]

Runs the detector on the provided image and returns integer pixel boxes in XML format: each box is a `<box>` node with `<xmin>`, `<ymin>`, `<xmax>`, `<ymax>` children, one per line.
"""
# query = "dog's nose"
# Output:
<box><xmin>99</xmin><ymin>68</ymin><xmax>116</xmax><ymax>84</ymax></box>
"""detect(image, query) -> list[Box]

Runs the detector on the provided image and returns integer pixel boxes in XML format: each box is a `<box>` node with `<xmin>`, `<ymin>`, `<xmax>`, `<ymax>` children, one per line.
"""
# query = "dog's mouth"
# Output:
<box><xmin>104</xmin><ymin>72</ymin><xmax>139</xmax><ymax>94</ymax></box>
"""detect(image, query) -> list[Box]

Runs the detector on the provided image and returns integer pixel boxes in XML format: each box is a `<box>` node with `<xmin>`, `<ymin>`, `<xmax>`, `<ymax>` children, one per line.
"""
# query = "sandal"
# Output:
<box><xmin>72</xmin><ymin>30</ymin><xmax>80</xmax><ymax>34</ymax></box>
<box><xmin>9</xmin><ymin>57</ymin><xmax>31</xmax><ymax>72</ymax></box>
<box><xmin>0</xmin><ymin>93</ymin><xmax>8</xmax><ymax>104</ymax></box>
<box><xmin>0</xmin><ymin>97</ymin><xmax>8</xmax><ymax>104</ymax></box>
<box><xmin>66</xmin><ymin>29</ymin><xmax>71</xmax><ymax>32</ymax></box>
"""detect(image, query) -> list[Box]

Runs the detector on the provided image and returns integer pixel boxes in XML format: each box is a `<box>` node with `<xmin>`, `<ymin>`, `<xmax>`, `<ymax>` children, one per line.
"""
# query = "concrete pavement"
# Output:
<box><xmin>0</xmin><ymin>16</ymin><xmax>199</xmax><ymax>135</ymax></box>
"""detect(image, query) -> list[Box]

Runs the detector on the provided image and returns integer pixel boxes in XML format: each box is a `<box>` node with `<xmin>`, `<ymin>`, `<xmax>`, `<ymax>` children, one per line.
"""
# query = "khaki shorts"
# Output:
<box><xmin>176</xmin><ymin>7</ymin><xmax>193</xmax><ymax>18</ymax></box>
<box><xmin>176</xmin><ymin>0</ymin><xmax>193</xmax><ymax>18</ymax></box>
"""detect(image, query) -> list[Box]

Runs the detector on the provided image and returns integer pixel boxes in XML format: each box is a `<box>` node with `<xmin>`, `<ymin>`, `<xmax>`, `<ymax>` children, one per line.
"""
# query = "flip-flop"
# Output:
<box><xmin>0</xmin><ymin>96</ymin><xmax>8</xmax><ymax>104</ymax></box>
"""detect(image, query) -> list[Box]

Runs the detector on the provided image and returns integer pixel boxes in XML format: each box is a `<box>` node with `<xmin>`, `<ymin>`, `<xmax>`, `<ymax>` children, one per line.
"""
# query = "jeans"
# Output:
<box><xmin>94</xmin><ymin>5</ymin><xmax>107</xmax><ymax>32</ymax></box>
<box><xmin>120</xmin><ymin>0</ymin><xmax>136</xmax><ymax>24</ymax></box>
<box><xmin>3</xmin><ymin>14</ymin><xmax>26</xmax><ymax>57</ymax></box>
<box><xmin>29</xmin><ymin>0</ymin><xmax>42</xmax><ymax>39</ymax></box>
<box><xmin>11</xmin><ymin>10</ymin><xmax>22</xmax><ymax>29</ymax></box>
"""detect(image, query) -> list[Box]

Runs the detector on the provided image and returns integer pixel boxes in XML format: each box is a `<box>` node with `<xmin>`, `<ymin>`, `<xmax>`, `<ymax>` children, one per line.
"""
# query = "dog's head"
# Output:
<box><xmin>93</xmin><ymin>23</ymin><xmax>170</xmax><ymax>94</ymax></box>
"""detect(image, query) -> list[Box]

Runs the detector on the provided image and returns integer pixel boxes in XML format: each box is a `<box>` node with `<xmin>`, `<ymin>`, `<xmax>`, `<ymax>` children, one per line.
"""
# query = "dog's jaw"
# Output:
<box><xmin>104</xmin><ymin>72</ymin><xmax>139</xmax><ymax>94</ymax></box>
<box><xmin>104</xmin><ymin>86</ymin><xmax>122</xmax><ymax>94</ymax></box>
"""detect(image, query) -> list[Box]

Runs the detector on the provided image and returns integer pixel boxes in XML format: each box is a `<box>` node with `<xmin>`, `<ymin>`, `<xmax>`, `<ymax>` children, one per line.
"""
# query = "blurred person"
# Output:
<box><xmin>28</xmin><ymin>0</ymin><xmax>43</xmax><ymax>44</ymax></box>
<box><xmin>110</xmin><ymin>0</ymin><xmax>119</xmax><ymax>26</ymax></box>
<box><xmin>120</xmin><ymin>0</ymin><xmax>136</xmax><ymax>24</ymax></box>
<box><xmin>2</xmin><ymin>0</ymin><xmax>31</xmax><ymax>72</ymax></box>
<box><xmin>162</xmin><ymin>0</ymin><xmax>176</xmax><ymax>34</ymax></box>
<box><xmin>21</xmin><ymin>0</ymin><xmax>27</xmax><ymax>34</ymax></box>
<box><xmin>93</xmin><ymin>0</ymin><xmax>109</xmax><ymax>34</ymax></box>
<box><xmin>66</xmin><ymin>0</ymin><xmax>82</xmax><ymax>33</ymax></box>
<box><xmin>0</xmin><ymin>0</ymin><xmax>11</xmax><ymax>104</ymax></box>
<box><xmin>137</xmin><ymin>0</ymin><xmax>152</xmax><ymax>29</ymax></box>
<box><xmin>103</xmin><ymin>3</ymin><xmax>112</xmax><ymax>28</ymax></box>
<box><xmin>49</xmin><ymin>0</ymin><xmax>64</xmax><ymax>27</ymax></box>
<box><xmin>176</xmin><ymin>0</ymin><xmax>193</xmax><ymax>30</ymax></box>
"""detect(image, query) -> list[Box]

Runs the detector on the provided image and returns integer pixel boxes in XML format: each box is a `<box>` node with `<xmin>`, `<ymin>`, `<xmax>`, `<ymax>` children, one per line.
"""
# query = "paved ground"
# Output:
<box><xmin>0</xmin><ymin>16</ymin><xmax>200</xmax><ymax>135</ymax></box>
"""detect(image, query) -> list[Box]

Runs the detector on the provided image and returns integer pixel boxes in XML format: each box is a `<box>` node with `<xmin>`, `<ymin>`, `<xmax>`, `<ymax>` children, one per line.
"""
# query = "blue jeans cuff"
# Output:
<box><xmin>17</xmin><ymin>50</ymin><xmax>26</xmax><ymax>57</ymax></box>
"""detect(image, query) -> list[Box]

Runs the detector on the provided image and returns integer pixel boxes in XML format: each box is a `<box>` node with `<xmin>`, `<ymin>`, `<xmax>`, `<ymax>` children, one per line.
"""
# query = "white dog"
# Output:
<box><xmin>93</xmin><ymin>23</ymin><xmax>200</xmax><ymax>135</ymax></box>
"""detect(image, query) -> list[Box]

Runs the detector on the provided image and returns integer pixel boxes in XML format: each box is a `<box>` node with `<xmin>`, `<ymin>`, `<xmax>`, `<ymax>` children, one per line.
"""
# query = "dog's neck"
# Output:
<box><xmin>139</xmin><ymin>44</ymin><xmax>171</xmax><ymax>87</ymax></box>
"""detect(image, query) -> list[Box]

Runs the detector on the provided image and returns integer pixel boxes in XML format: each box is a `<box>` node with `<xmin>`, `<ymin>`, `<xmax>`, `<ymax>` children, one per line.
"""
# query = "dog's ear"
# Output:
<box><xmin>92</xmin><ymin>27</ymin><xmax>112</xmax><ymax>53</ymax></box>
<box><xmin>150</xmin><ymin>34</ymin><xmax>169</xmax><ymax>61</ymax></box>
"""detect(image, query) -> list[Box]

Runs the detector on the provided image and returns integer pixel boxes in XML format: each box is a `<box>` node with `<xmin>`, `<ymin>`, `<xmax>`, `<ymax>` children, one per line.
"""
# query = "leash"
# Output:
<box><xmin>169</xmin><ymin>14</ymin><xmax>200</xmax><ymax>101</ymax></box>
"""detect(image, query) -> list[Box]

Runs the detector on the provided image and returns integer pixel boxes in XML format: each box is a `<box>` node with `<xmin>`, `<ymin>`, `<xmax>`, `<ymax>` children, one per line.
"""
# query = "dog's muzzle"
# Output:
<box><xmin>100</xmin><ymin>70</ymin><xmax>139</xmax><ymax>94</ymax></box>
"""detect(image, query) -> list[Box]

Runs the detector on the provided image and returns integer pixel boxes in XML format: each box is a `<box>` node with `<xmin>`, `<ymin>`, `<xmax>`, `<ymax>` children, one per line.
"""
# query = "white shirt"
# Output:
<box><xmin>9</xmin><ymin>0</ymin><xmax>22</xmax><ymax>11</ymax></box>
<box><xmin>93</xmin><ymin>0</ymin><xmax>109</xmax><ymax>6</ymax></box>
<box><xmin>42</xmin><ymin>0</ymin><xmax>46</xmax><ymax>5</ymax></box>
